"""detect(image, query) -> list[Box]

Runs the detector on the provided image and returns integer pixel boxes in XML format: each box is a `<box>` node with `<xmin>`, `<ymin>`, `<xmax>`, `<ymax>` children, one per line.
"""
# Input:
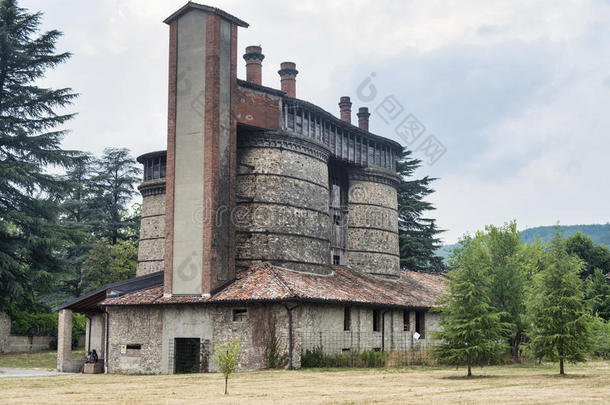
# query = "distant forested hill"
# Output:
<box><xmin>437</xmin><ymin>223</ymin><xmax>610</xmax><ymax>260</ymax></box>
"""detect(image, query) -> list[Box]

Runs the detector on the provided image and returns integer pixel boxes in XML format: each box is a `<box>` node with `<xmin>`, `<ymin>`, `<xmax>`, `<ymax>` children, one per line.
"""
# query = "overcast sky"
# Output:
<box><xmin>21</xmin><ymin>0</ymin><xmax>610</xmax><ymax>243</ymax></box>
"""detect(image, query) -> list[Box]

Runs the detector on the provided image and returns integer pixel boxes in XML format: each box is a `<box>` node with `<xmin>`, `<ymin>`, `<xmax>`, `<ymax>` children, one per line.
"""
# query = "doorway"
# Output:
<box><xmin>174</xmin><ymin>338</ymin><xmax>201</xmax><ymax>374</ymax></box>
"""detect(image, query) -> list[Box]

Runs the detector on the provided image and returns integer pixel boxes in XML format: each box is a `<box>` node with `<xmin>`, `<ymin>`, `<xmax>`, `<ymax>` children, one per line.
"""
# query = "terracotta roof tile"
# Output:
<box><xmin>101</xmin><ymin>265</ymin><xmax>446</xmax><ymax>309</ymax></box>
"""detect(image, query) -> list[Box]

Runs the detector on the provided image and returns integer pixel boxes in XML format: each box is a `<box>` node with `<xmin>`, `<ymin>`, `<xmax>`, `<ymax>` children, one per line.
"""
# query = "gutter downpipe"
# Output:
<box><xmin>283</xmin><ymin>303</ymin><xmax>300</xmax><ymax>370</ymax></box>
<box><xmin>104</xmin><ymin>308</ymin><xmax>109</xmax><ymax>374</ymax></box>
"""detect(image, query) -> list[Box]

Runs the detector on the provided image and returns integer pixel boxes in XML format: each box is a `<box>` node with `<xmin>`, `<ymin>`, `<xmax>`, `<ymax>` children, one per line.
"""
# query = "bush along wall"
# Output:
<box><xmin>10</xmin><ymin>311</ymin><xmax>86</xmax><ymax>349</ymax></box>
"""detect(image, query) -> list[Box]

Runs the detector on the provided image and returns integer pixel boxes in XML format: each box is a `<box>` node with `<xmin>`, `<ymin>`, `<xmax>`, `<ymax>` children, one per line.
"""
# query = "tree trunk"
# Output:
<box><xmin>467</xmin><ymin>363</ymin><xmax>472</xmax><ymax>377</ymax></box>
<box><xmin>560</xmin><ymin>358</ymin><xmax>564</xmax><ymax>376</ymax></box>
<box><xmin>224</xmin><ymin>376</ymin><xmax>228</xmax><ymax>394</ymax></box>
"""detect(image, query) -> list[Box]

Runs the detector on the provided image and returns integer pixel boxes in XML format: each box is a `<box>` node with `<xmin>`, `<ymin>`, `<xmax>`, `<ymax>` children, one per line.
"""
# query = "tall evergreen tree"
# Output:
<box><xmin>0</xmin><ymin>0</ymin><xmax>78</xmax><ymax>310</ymax></box>
<box><xmin>88</xmin><ymin>148</ymin><xmax>141</xmax><ymax>244</ymax></box>
<box><xmin>486</xmin><ymin>222</ymin><xmax>531</xmax><ymax>361</ymax></box>
<box><xmin>397</xmin><ymin>149</ymin><xmax>444</xmax><ymax>273</ymax></box>
<box><xmin>526</xmin><ymin>232</ymin><xmax>592</xmax><ymax>375</ymax></box>
<box><xmin>56</xmin><ymin>155</ymin><xmax>95</xmax><ymax>299</ymax></box>
<box><xmin>432</xmin><ymin>234</ymin><xmax>509</xmax><ymax>376</ymax></box>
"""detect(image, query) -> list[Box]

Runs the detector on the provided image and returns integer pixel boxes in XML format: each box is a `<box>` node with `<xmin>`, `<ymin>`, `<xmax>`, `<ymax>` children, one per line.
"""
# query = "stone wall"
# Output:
<box><xmin>235</xmin><ymin>132</ymin><xmax>331</xmax><ymax>274</ymax></box>
<box><xmin>0</xmin><ymin>312</ymin><xmax>9</xmax><ymax>352</ymax></box>
<box><xmin>137</xmin><ymin>180</ymin><xmax>166</xmax><ymax>277</ymax></box>
<box><xmin>347</xmin><ymin>168</ymin><xmax>400</xmax><ymax>277</ymax></box>
<box><xmin>106</xmin><ymin>306</ymin><xmax>164</xmax><ymax>374</ymax></box>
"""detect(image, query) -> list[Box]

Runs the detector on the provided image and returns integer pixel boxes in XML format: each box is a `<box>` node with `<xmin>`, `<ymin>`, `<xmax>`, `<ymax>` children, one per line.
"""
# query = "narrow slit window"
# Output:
<box><xmin>344</xmin><ymin>307</ymin><xmax>351</xmax><ymax>331</ymax></box>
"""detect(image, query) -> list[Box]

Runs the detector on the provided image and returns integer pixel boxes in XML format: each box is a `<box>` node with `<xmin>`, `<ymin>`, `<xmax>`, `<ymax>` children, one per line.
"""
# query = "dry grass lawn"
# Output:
<box><xmin>0</xmin><ymin>361</ymin><xmax>609</xmax><ymax>404</ymax></box>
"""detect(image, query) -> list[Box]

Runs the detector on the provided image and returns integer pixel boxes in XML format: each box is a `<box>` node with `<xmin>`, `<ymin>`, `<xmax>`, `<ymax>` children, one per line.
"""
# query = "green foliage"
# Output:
<box><xmin>9</xmin><ymin>311</ymin><xmax>84</xmax><ymax>348</ymax></box>
<box><xmin>526</xmin><ymin>231</ymin><xmax>592</xmax><ymax>374</ymax></box>
<box><xmin>79</xmin><ymin>239</ymin><xmax>137</xmax><ymax>293</ymax></box>
<box><xmin>214</xmin><ymin>339</ymin><xmax>240</xmax><ymax>395</ymax></box>
<box><xmin>584</xmin><ymin>268</ymin><xmax>610</xmax><ymax>320</ymax></box>
<box><xmin>432</xmin><ymin>234</ymin><xmax>510</xmax><ymax>376</ymax></box>
<box><xmin>300</xmin><ymin>347</ymin><xmax>388</xmax><ymax>368</ymax></box>
<box><xmin>565</xmin><ymin>232</ymin><xmax>610</xmax><ymax>279</ymax></box>
<box><xmin>88</xmin><ymin>148</ymin><xmax>141</xmax><ymax>245</ymax></box>
<box><xmin>589</xmin><ymin>316</ymin><xmax>610</xmax><ymax>359</ymax></box>
<box><xmin>266</xmin><ymin>322</ymin><xmax>287</xmax><ymax>369</ymax></box>
<box><xmin>396</xmin><ymin>149</ymin><xmax>445</xmax><ymax>273</ymax></box>
<box><xmin>0</xmin><ymin>0</ymin><xmax>81</xmax><ymax>312</ymax></box>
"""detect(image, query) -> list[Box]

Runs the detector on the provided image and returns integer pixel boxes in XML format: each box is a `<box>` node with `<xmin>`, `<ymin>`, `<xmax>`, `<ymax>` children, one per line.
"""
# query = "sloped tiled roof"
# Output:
<box><xmin>101</xmin><ymin>265</ymin><xmax>446</xmax><ymax>309</ymax></box>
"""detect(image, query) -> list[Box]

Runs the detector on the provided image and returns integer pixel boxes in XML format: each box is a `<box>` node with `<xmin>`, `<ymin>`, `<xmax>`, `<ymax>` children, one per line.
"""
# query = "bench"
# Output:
<box><xmin>83</xmin><ymin>361</ymin><xmax>104</xmax><ymax>374</ymax></box>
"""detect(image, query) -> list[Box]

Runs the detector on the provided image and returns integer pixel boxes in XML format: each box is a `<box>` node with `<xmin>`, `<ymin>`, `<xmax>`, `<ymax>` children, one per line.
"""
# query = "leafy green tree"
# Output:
<box><xmin>88</xmin><ymin>148</ymin><xmax>141</xmax><ymax>244</ymax></box>
<box><xmin>214</xmin><ymin>338</ymin><xmax>240</xmax><ymax>395</ymax></box>
<box><xmin>432</xmin><ymin>234</ymin><xmax>509</xmax><ymax>376</ymax></box>
<box><xmin>526</xmin><ymin>232</ymin><xmax>592</xmax><ymax>375</ymax></box>
<box><xmin>397</xmin><ymin>149</ymin><xmax>445</xmax><ymax>273</ymax></box>
<box><xmin>0</xmin><ymin>0</ymin><xmax>79</xmax><ymax>310</ymax></box>
<box><xmin>584</xmin><ymin>268</ymin><xmax>610</xmax><ymax>320</ymax></box>
<box><xmin>565</xmin><ymin>232</ymin><xmax>610</xmax><ymax>279</ymax></box>
<box><xmin>79</xmin><ymin>239</ymin><xmax>137</xmax><ymax>293</ymax></box>
<box><xmin>485</xmin><ymin>221</ymin><xmax>540</xmax><ymax>360</ymax></box>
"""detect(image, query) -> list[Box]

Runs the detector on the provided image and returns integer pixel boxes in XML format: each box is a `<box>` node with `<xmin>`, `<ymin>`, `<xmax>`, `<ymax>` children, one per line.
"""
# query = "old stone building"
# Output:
<box><xmin>55</xmin><ymin>2</ymin><xmax>445</xmax><ymax>374</ymax></box>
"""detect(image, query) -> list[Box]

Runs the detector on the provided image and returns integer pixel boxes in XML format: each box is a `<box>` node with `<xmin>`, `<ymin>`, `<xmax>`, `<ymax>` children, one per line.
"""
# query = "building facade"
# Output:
<box><xmin>55</xmin><ymin>2</ymin><xmax>445</xmax><ymax>374</ymax></box>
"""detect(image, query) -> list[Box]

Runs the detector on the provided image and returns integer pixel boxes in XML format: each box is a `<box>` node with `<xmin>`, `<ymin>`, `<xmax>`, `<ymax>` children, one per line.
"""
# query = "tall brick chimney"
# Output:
<box><xmin>357</xmin><ymin>107</ymin><xmax>370</xmax><ymax>131</ymax></box>
<box><xmin>243</xmin><ymin>45</ymin><xmax>264</xmax><ymax>85</ymax></box>
<box><xmin>339</xmin><ymin>96</ymin><xmax>352</xmax><ymax>123</ymax></box>
<box><xmin>278</xmin><ymin>62</ymin><xmax>298</xmax><ymax>98</ymax></box>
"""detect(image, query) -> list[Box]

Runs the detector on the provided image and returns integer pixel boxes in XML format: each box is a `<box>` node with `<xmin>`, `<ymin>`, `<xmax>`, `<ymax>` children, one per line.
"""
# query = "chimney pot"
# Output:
<box><xmin>338</xmin><ymin>96</ymin><xmax>352</xmax><ymax>123</ymax></box>
<box><xmin>243</xmin><ymin>45</ymin><xmax>264</xmax><ymax>85</ymax></box>
<box><xmin>278</xmin><ymin>62</ymin><xmax>298</xmax><ymax>98</ymax></box>
<box><xmin>357</xmin><ymin>107</ymin><xmax>370</xmax><ymax>131</ymax></box>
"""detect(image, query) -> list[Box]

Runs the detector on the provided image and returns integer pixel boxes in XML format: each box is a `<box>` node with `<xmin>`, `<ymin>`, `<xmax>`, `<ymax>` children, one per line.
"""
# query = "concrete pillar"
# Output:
<box><xmin>57</xmin><ymin>309</ymin><xmax>72</xmax><ymax>372</ymax></box>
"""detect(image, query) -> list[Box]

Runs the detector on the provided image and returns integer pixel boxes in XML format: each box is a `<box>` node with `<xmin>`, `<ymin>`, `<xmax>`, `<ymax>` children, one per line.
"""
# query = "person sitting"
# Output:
<box><xmin>91</xmin><ymin>349</ymin><xmax>98</xmax><ymax>363</ymax></box>
<box><xmin>85</xmin><ymin>351</ymin><xmax>93</xmax><ymax>364</ymax></box>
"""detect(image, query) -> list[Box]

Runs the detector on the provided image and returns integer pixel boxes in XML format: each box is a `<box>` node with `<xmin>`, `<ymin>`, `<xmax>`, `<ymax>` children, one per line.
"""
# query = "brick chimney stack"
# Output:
<box><xmin>278</xmin><ymin>62</ymin><xmax>298</xmax><ymax>98</ymax></box>
<box><xmin>243</xmin><ymin>45</ymin><xmax>264</xmax><ymax>85</ymax></box>
<box><xmin>339</xmin><ymin>96</ymin><xmax>352</xmax><ymax>123</ymax></box>
<box><xmin>357</xmin><ymin>107</ymin><xmax>370</xmax><ymax>131</ymax></box>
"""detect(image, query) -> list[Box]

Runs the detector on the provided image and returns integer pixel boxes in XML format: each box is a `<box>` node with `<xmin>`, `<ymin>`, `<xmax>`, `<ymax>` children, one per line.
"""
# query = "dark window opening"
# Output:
<box><xmin>403</xmin><ymin>311</ymin><xmax>410</xmax><ymax>331</ymax></box>
<box><xmin>415</xmin><ymin>311</ymin><xmax>425</xmax><ymax>338</ymax></box>
<box><xmin>174</xmin><ymin>338</ymin><xmax>200</xmax><ymax>374</ymax></box>
<box><xmin>333</xmin><ymin>255</ymin><xmax>341</xmax><ymax>265</ymax></box>
<box><xmin>344</xmin><ymin>307</ymin><xmax>351</xmax><ymax>331</ymax></box>
<box><xmin>232</xmin><ymin>309</ymin><xmax>248</xmax><ymax>322</ymax></box>
<box><xmin>373</xmin><ymin>309</ymin><xmax>381</xmax><ymax>332</ymax></box>
<box><xmin>126</xmin><ymin>344</ymin><xmax>141</xmax><ymax>350</ymax></box>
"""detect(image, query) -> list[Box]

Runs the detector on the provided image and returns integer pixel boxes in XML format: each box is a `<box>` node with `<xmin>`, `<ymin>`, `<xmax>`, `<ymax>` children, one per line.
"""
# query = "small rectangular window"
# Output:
<box><xmin>373</xmin><ymin>309</ymin><xmax>381</xmax><ymax>332</ymax></box>
<box><xmin>126</xmin><ymin>344</ymin><xmax>141</xmax><ymax>350</ymax></box>
<box><xmin>403</xmin><ymin>311</ymin><xmax>410</xmax><ymax>331</ymax></box>
<box><xmin>333</xmin><ymin>255</ymin><xmax>341</xmax><ymax>265</ymax></box>
<box><xmin>232</xmin><ymin>308</ymin><xmax>248</xmax><ymax>322</ymax></box>
<box><xmin>344</xmin><ymin>307</ymin><xmax>351</xmax><ymax>331</ymax></box>
<box><xmin>415</xmin><ymin>310</ymin><xmax>425</xmax><ymax>338</ymax></box>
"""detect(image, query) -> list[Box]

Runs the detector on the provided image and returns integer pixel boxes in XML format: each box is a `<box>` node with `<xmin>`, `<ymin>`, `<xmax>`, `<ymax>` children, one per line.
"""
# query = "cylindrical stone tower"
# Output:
<box><xmin>347</xmin><ymin>167</ymin><xmax>400</xmax><ymax>278</ymax></box>
<box><xmin>136</xmin><ymin>151</ymin><xmax>167</xmax><ymax>277</ymax></box>
<box><xmin>235</xmin><ymin>131</ymin><xmax>331</xmax><ymax>274</ymax></box>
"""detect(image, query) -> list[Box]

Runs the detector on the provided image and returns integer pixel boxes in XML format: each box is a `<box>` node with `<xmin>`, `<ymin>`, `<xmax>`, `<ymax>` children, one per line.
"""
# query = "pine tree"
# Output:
<box><xmin>88</xmin><ymin>148</ymin><xmax>141</xmax><ymax>244</ymax></box>
<box><xmin>432</xmin><ymin>234</ymin><xmax>509</xmax><ymax>376</ymax></box>
<box><xmin>526</xmin><ymin>231</ymin><xmax>592</xmax><ymax>375</ymax></box>
<box><xmin>396</xmin><ymin>149</ymin><xmax>445</xmax><ymax>273</ymax></box>
<box><xmin>0</xmin><ymin>0</ymin><xmax>79</xmax><ymax>310</ymax></box>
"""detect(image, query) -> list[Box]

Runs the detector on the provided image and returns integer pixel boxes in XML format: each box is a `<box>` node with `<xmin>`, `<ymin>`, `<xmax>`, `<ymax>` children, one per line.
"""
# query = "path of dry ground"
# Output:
<box><xmin>0</xmin><ymin>361</ymin><xmax>608</xmax><ymax>404</ymax></box>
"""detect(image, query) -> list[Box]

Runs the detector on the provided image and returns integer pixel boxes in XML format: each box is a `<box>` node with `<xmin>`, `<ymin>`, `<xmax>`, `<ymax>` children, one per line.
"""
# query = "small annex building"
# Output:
<box><xmin>54</xmin><ymin>2</ymin><xmax>446</xmax><ymax>374</ymax></box>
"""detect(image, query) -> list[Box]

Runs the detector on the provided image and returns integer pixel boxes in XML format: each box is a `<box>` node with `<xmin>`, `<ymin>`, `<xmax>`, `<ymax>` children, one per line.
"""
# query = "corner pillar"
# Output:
<box><xmin>57</xmin><ymin>309</ymin><xmax>72</xmax><ymax>372</ymax></box>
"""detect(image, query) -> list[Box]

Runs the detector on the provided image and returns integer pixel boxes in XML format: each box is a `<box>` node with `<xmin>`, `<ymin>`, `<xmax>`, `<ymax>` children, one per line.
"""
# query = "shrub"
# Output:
<box><xmin>9</xmin><ymin>311</ymin><xmax>86</xmax><ymax>349</ymax></box>
<box><xmin>301</xmin><ymin>346</ymin><xmax>324</xmax><ymax>368</ymax></box>
<box><xmin>266</xmin><ymin>322</ymin><xmax>287</xmax><ymax>369</ymax></box>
